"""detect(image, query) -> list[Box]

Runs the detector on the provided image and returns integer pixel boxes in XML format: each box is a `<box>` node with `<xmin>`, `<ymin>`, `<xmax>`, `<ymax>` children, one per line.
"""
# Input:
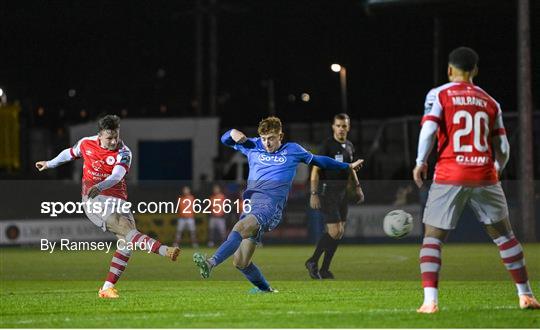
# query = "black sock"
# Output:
<box><xmin>310</xmin><ymin>233</ymin><xmax>332</xmax><ymax>264</ymax></box>
<box><xmin>321</xmin><ymin>236</ymin><xmax>340</xmax><ymax>272</ymax></box>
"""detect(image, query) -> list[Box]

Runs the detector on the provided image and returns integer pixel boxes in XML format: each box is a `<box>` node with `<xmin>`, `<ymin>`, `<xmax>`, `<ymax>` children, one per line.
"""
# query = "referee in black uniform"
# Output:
<box><xmin>305</xmin><ymin>113</ymin><xmax>364</xmax><ymax>279</ymax></box>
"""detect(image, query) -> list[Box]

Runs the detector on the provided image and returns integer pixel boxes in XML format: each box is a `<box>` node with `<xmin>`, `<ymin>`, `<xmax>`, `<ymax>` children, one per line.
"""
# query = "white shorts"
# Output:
<box><xmin>177</xmin><ymin>218</ymin><xmax>196</xmax><ymax>231</ymax></box>
<box><xmin>82</xmin><ymin>195</ymin><xmax>135</xmax><ymax>232</ymax></box>
<box><xmin>422</xmin><ymin>182</ymin><xmax>509</xmax><ymax>230</ymax></box>
<box><xmin>209</xmin><ymin>216</ymin><xmax>226</xmax><ymax>231</ymax></box>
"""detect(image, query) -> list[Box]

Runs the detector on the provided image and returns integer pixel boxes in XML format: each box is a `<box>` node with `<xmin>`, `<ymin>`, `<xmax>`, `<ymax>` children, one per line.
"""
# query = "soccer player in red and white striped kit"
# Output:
<box><xmin>36</xmin><ymin>115</ymin><xmax>180</xmax><ymax>298</ymax></box>
<box><xmin>413</xmin><ymin>47</ymin><xmax>539</xmax><ymax>313</ymax></box>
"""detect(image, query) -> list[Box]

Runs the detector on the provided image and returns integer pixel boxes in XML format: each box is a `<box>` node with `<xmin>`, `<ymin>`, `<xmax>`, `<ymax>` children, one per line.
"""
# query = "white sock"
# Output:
<box><xmin>102</xmin><ymin>281</ymin><xmax>115</xmax><ymax>290</ymax></box>
<box><xmin>158</xmin><ymin>245</ymin><xmax>168</xmax><ymax>256</ymax></box>
<box><xmin>423</xmin><ymin>287</ymin><xmax>438</xmax><ymax>305</ymax></box>
<box><xmin>125</xmin><ymin>229</ymin><xmax>138</xmax><ymax>243</ymax></box>
<box><xmin>516</xmin><ymin>281</ymin><xmax>533</xmax><ymax>296</ymax></box>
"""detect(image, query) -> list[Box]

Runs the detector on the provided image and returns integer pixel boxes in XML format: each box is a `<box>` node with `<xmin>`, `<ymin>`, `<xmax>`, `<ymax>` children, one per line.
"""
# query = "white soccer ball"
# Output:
<box><xmin>383</xmin><ymin>210</ymin><xmax>414</xmax><ymax>238</ymax></box>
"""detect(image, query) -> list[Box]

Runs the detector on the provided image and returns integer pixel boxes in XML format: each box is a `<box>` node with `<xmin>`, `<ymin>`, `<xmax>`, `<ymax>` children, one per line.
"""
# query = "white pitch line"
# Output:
<box><xmin>183</xmin><ymin>312</ymin><xmax>223</xmax><ymax>318</ymax></box>
<box><xmin>4</xmin><ymin>304</ymin><xmax>521</xmax><ymax>325</ymax></box>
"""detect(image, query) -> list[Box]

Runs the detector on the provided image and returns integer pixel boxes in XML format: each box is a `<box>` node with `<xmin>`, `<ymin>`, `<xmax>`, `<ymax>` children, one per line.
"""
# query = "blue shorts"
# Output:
<box><xmin>240</xmin><ymin>191</ymin><xmax>284</xmax><ymax>244</ymax></box>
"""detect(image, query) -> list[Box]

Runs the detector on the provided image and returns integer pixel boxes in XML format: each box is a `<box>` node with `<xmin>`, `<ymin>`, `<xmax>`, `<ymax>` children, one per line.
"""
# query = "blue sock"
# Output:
<box><xmin>238</xmin><ymin>262</ymin><xmax>270</xmax><ymax>291</ymax></box>
<box><xmin>210</xmin><ymin>231</ymin><xmax>243</xmax><ymax>266</ymax></box>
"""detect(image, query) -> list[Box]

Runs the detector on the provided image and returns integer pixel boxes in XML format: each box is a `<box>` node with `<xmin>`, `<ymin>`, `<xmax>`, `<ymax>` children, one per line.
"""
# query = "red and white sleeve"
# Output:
<box><xmin>70</xmin><ymin>138</ymin><xmax>84</xmax><ymax>159</ymax></box>
<box><xmin>421</xmin><ymin>89</ymin><xmax>443</xmax><ymax>126</ymax></box>
<box><xmin>116</xmin><ymin>147</ymin><xmax>132</xmax><ymax>172</ymax></box>
<box><xmin>492</xmin><ymin>104</ymin><xmax>506</xmax><ymax>136</ymax></box>
<box><xmin>492</xmin><ymin>104</ymin><xmax>510</xmax><ymax>173</ymax></box>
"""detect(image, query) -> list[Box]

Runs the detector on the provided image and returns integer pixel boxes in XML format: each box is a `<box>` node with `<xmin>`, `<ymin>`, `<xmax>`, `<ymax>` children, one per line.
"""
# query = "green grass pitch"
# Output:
<box><xmin>1</xmin><ymin>244</ymin><xmax>539</xmax><ymax>328</ymax></box>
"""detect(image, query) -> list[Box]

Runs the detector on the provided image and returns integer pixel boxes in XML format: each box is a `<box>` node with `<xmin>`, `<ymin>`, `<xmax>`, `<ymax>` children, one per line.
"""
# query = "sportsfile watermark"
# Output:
<box><xmin>40</xmin><ymin>198</ymin><xmax>251</xmax><ymax>217</ymax></box>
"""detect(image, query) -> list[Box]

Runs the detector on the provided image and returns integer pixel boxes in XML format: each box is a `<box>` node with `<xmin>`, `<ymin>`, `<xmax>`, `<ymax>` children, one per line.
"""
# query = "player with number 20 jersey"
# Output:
<box><xmin>413</xmin><ymin>47</ymin><xmax>539</xmax><ymax>313</ymax></box>
<box><xmin>422</xmin><ymin>80</ymin><xmax>505</xmax><ymax>185</ymax></box>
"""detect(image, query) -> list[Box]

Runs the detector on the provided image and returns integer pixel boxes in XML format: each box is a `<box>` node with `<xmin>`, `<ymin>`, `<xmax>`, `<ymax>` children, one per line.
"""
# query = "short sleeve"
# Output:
<box><xmin>319</xmin><ymin>140</ymin><xmax>329</xmax><ymax>157</ymax></box>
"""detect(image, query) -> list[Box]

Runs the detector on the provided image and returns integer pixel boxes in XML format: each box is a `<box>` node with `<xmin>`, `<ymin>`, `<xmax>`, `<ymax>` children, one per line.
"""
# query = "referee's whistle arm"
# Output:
<box><xmin>350</xmin><ymin>159</ymin><xmax>364</xmax><ymax>171</ymax></box>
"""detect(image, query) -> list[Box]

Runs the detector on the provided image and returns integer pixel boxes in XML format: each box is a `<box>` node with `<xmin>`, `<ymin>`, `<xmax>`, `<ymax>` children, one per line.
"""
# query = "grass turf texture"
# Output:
<box><xmin>1</xmin><ymin>244</ymin><xmax>539</xmax><ymax>328</ymax></box>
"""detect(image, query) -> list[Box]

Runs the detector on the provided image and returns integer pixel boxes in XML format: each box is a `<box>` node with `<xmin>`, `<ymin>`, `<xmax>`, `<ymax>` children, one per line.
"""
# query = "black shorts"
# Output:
<box><xmin>320</xmin><ymin>190</ymin><xmax>348</xmax><ymax>223</ymax></box>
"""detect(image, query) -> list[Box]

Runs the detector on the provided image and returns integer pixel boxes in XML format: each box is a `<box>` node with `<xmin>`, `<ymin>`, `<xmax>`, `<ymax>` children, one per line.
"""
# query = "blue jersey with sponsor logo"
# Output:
<box><xmin>221</xmin><ymin>130</ymin><xmax>349</xmax><ymax>234</ymax></box>
<box><xmin>224</xmin><ymin>134</ymin><xmax>313</xmax><ymax>201</ymax></box>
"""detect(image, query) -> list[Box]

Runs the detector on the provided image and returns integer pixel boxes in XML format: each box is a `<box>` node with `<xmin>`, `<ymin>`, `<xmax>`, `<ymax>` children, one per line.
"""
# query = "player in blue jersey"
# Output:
<box><xmin>193</xmin><ymin>116</ymin><xmax>363</xmax><ymax>292</ymax></box>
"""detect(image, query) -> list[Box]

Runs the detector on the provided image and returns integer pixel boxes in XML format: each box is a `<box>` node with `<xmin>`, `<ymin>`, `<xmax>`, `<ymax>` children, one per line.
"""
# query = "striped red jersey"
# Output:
<box><xmin>421</xmin><ymin>82</ymin><xmax>506</xmax><ymax>185</ymax></box>
<box><xmin>71</xmin><ymin>135</ymin><xmax>132</xmax><ymax>200</ymax></box>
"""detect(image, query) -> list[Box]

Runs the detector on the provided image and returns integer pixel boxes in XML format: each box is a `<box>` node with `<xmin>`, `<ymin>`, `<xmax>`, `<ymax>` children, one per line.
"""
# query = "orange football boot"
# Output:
<box><xmin>98</xmin><ymin>287</ymin><xmax>119</xmax><ymax>299</ymax></box>
<box><xmin>167</xmin><ymin>246</ymin><xmax>181</xmax><ymax>261</ymax></box>
<box><xmin>417</xmin><ymin>301</ymin><xmax>439</xmax><ymax>314</ymax></box>
<box><xmin>519</xmin><ymin>295</ymin><xmax>540</xmax><ymax>309</ymax></box>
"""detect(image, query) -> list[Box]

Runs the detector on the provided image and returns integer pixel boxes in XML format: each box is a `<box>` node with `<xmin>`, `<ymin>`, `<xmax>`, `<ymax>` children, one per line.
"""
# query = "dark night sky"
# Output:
<box><xmin>1</xmin><ymin>0</ymin><xmax>538</xmax><ymax>126</ymax></box>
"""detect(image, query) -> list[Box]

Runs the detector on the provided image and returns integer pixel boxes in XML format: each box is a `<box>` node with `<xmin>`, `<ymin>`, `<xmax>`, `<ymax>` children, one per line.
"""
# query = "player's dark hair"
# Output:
<box><xmin>448</xmin><ymin>47</ymin><xmax>479</xmax><ymax>72</ymax></box>
<box><xmin>98</xmin><ymin>115</ymin><xmax>120</xmax><ymax>131</ymax></box>
<box><xmin>258</xmin><ymin>116</ymin><xmax>282</xmax><ymax>135</ymax></box>
<box><xmin>334</xmin><ymin>113</ymin><xmax>350</xmax><ymax>123</ymax></box>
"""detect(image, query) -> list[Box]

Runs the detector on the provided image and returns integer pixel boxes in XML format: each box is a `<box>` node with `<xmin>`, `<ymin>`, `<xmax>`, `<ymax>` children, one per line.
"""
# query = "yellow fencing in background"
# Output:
<box><xmin>0</xmin><ymin>102</ymin><xmax>21</xmax><ymax>170</ymax></box>
<box><xmin>135</xmin><ymin>213</ymin><xmax>209</xmax><ymax>245</ymax></box>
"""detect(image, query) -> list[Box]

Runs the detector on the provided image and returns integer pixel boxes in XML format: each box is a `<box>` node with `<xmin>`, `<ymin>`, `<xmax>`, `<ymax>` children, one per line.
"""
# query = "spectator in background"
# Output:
<box><xmin>175</xmin><ymin>186</ymin><xmax>199</xmax><ymax>248</ymax></box>
<box><xmin>208</xmin><ymin>184</ymin><xmax>227</xmax><ymax>247</ymax></box>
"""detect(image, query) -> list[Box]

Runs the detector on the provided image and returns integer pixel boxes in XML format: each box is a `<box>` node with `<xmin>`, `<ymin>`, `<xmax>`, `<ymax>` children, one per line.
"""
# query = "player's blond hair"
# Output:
<box><xmin>258</xmin><ymin>116</ymin><xmax>282</xmax><ymax>135</ymax></box>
